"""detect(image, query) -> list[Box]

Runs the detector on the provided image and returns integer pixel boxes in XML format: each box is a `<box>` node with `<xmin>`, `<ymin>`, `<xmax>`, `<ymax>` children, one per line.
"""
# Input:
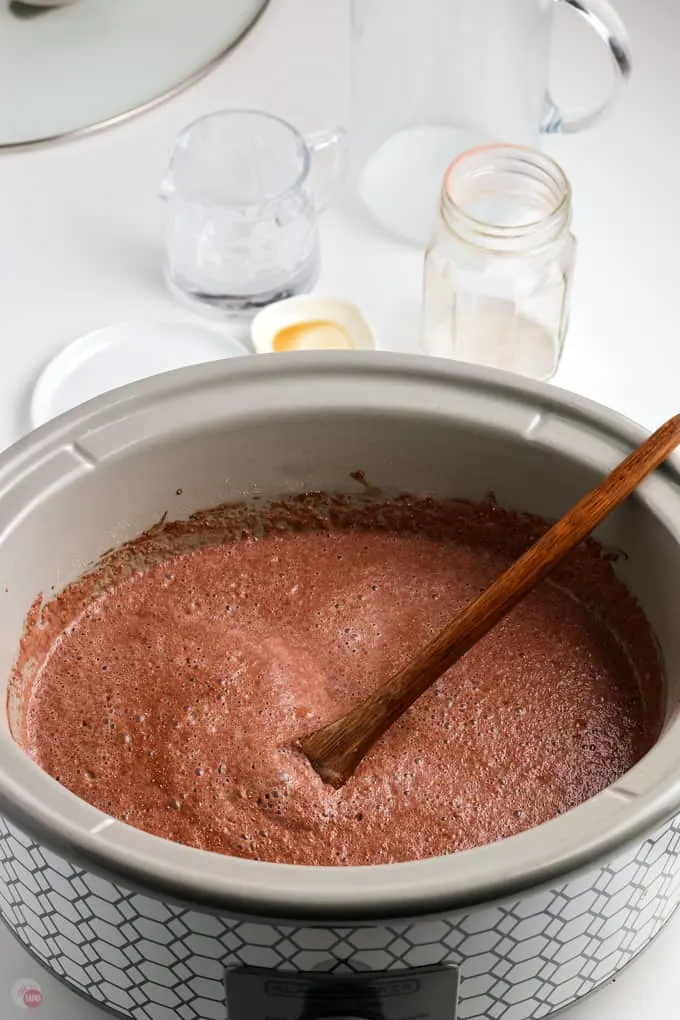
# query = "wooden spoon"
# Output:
<box><xmin>299</xmin><ymin>413</ymin><xmax>680</xmax><ymax>789</ymax></box>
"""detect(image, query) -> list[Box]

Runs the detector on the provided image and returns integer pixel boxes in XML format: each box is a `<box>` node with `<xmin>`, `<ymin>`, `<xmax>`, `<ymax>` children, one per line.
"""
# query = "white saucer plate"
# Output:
<box><xmin>30</xmin><ymin>320</ymin><xmax>248</xmax><ymax>428</ymax></box>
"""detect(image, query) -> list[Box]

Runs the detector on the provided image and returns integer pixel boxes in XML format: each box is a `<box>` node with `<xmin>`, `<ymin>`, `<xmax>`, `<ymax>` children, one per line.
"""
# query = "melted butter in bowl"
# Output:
<box><xmin>252</xmin><ymin>296</ymin><xmax>375</xmax><ymax>354</ymax></box>
<box><xmin>273</xmin><ymin>320</ymin><xmax>353</xmax><ymax>351</ymax></box>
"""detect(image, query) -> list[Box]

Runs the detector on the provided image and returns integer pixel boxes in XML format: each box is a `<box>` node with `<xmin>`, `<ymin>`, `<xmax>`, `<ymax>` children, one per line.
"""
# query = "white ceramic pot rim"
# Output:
<box><xmin>1</xmin><ymin>353</ymin><xmax>680</xmax><ymax>923</ymax></box>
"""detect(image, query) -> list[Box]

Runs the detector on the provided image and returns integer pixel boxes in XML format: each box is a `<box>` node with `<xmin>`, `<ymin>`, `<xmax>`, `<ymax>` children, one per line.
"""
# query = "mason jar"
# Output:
<box><xmin>422</xmin><ymin>144</ymin><xmax>576</xmax><ymax>380</ymax></box>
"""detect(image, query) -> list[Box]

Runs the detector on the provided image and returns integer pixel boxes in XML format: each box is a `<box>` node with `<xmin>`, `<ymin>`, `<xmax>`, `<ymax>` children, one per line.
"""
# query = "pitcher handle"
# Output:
<box><xmin>304</xmin><ymin>126</ymin><xmax>348</xmax><ymax>212</ymax></box>
<box><xmin>542</xmin><ymin>0</ymin><xmax>632</xmax><ymax>135</ymax></box>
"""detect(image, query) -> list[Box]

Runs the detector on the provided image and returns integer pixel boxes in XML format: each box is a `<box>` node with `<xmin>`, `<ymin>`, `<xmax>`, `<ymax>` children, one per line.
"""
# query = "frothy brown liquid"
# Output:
<box><xmin>15</xmin><ymin>495</ymin><xmax>660</xmax><ymax>866</ymax></box>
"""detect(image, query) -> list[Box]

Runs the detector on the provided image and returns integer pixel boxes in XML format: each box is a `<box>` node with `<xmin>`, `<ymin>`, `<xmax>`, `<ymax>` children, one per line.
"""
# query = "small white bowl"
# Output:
<box><xmin>251</xmin><ymin>296</ymin><xmax>375</xmax><ymax>354</ymax></box>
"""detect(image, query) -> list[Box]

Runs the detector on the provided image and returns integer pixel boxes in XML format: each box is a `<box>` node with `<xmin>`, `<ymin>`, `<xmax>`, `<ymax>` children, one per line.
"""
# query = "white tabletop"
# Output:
<box><xmin>1</xmin><ymin>0</ymin><xmax>680</xmax><ymax>1017</ymax></box>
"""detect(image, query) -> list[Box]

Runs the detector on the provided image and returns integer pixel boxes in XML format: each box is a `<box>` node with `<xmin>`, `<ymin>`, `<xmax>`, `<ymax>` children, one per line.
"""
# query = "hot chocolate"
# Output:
<box><xmin>14</xmin><ymin>494</ymin><xmax>661</xmax><ymax>866</ymax></box>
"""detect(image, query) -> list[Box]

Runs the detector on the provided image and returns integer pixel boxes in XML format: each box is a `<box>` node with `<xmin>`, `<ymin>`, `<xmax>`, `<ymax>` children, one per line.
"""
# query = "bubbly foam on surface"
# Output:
<box><xmin>17</xmin><ymin>497</ymin><xmax>659</xmax><ymax>866</ymax></box>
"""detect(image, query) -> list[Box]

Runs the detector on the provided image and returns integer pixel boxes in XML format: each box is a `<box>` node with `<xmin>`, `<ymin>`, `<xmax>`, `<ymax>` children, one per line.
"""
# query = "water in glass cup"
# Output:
<box><xmin>162</xmin><ymin>111</ymin><xmax>344</xmax><ymax>319</ymax></box>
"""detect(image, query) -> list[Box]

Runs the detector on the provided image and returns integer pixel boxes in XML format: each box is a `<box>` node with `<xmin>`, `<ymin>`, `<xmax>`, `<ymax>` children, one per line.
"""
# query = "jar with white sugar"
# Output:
<box><xmin>422</xmin><ymin>144</ymin><xmax>576</xmax><ymax>380</ymax></box>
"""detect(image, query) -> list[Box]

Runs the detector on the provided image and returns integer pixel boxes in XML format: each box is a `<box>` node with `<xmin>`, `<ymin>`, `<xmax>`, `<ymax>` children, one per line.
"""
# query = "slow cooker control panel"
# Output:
<box><xmin>226</xmin><ymin>964</ymin><xmax>459</xmax><ymax>1019</ymax></box>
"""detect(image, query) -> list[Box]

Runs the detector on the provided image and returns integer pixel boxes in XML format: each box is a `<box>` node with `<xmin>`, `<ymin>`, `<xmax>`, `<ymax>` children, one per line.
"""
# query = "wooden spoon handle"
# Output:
<box><xmin>301</xmin><ymin>414</ymin><xmax>680</xmax><ymax>787</ymax></box>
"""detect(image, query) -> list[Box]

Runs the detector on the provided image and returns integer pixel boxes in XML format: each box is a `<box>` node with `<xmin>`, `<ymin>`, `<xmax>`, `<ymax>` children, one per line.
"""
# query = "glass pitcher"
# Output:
<box><xmin>351</xmin><ymin>0</ymin><xmax>631</xmax><ymax>245</ymax></box>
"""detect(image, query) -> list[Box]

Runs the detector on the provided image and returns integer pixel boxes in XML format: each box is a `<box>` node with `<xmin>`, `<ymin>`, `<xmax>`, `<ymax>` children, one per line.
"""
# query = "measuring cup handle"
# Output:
<box><xmin>305</xmin><ymin>126</ymin><xmax>348</xmax><ymax>212</ymax></box>
<box><xmin>159</xmin><ymin>122</ymin><xmax>194</xmax><ymax>200</ymax></box>
<box><xmin>542</xmin><ymin>0</ymin><xmax>632</xmax><ymax>135</ymax></box>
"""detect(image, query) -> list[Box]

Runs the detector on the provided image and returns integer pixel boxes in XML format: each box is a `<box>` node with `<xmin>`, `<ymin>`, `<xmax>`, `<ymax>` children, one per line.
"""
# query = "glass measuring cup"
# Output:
<box><xmin>161</xmin><ymin>110</ymin><xmax>345</xmax><ymax>319</ymax></box>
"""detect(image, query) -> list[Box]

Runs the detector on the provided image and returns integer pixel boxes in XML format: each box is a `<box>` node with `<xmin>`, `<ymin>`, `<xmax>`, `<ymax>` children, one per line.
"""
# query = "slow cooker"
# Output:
<box><xmin>1</xmin><ymin>353</ymin><xmax>680</xmax><ymax>1020</ymax></box>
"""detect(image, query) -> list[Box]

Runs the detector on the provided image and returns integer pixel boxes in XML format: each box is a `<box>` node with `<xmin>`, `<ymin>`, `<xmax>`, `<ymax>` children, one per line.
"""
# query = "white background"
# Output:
<box><xmin>1</xmin><ymin>0</ymin><xmax>680</xmax><ymax>1016</ymax></box>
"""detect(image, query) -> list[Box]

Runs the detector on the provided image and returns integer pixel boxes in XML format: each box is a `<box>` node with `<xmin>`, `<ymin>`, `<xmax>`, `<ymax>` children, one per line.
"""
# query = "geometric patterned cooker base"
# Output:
<box><xmin>1</xmin><ymin>814</ymin><xmax>679</xmax><ymax>1020</ymax></box>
